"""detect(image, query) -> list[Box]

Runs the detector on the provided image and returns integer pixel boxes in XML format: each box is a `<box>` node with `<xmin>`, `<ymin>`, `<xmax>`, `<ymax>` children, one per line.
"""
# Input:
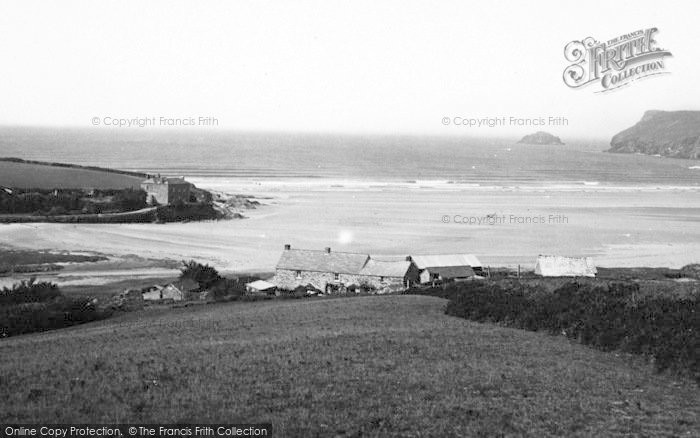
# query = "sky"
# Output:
<box><xmin>0</xmin><ymin>0</ymin><xmax>698</xmax><ymax>139</ymax></box>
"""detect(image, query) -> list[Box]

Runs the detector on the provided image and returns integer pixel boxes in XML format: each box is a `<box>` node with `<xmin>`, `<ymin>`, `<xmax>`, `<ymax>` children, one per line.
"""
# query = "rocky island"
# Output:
<box><xmin>517</xmin><ymin>131</ymin><xmax>564</xmax><ymax>145</ymax></box>
<box><xmin>608</xmin><ymin>110</ymin><xmax>700</xmax><ymax>159</ymax></box>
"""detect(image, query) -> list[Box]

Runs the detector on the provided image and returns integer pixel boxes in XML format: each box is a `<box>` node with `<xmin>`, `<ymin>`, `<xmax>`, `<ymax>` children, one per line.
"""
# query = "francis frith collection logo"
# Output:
<box><xmin>563</xmin><ymin>28</ymin><xmax>672</xmax><ymax>92</ymax></box>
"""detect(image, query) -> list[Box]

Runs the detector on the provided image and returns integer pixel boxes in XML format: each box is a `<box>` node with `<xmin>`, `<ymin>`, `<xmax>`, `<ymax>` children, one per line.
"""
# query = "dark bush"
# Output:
<box><xmin>180</xmin><ymin>260</ymin><xmax>221</xmax><ymax>291</ymax></box>
<box><xmin>0</xmin><ymin>280</ymin><xmax>107</xmax><ymax>337</ymax></box>
<box><xmin>0</xmin><ymin>279</ymin><xmax>61</xmax><ymax>305</ymax></box>
<box><xmin>112</xmin><ymin>188</ymin><xmax>147</xmax><ymax>211</ymax></box>
<box><xmin>209</xmin><ymin>277</ymin><xmax>246</xmax><ymax>301</ymax></box>
<box><xmin>0</xmin><ymin>187</ymin><xmax>147</xmax><ymax>216</ymax></box>
<box><xmin>284</xmin><ymin>286</ymin><xmax>309</xmax><ymax>299</ymax></box>
<box><xmin>155</xmin><ymin>203</ymin><xmax>219</xmax><ymax>222</ymax></box>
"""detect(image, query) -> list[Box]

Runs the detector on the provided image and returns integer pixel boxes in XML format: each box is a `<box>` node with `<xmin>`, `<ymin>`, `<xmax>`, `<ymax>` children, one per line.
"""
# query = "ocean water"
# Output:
<box><xmin>0</xmin><ymin>127</ymin><xmax>698</xmax><ymax>186</ymax></box>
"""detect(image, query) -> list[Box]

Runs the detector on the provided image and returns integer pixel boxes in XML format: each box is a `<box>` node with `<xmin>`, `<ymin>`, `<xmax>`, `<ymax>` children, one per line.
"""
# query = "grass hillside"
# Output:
<box><xmin>0</xmin><ymin>296</ymin><xmax>698</xmax><ymax>436</ymax></box>
<box><xmin>0</xmin><ymin>160</ymin><xmax>144</xmax><ymax>189</ymax></box>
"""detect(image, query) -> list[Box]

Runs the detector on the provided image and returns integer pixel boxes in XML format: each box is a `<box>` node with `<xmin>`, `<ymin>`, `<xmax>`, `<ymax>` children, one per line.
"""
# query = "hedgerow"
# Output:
<box><xmin>0</xmin><ymin>280</ymin><xmax>106</xmax><ymax>337</ymax></box>
<box><xmin>440</xmin><ymin>280</ymin><xmax>699</xmax><ymax>383</ymax></box>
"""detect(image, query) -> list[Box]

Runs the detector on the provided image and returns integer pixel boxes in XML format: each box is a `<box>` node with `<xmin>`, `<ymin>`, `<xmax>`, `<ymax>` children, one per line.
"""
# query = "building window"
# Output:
<box><xmin>334</xmin><ymin>273</ymin><xmax>339</xmax><ymax>281</ymax></box>
<box><xmin>296</xmin><ymin>270</ymin><xmax>302</xmax><ymax>279</ymax></box>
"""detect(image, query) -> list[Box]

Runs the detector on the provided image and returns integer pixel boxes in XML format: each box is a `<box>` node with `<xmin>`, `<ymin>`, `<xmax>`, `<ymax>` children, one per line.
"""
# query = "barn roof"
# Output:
<box><xmin>360</xmin><ymin>259</ymin><xmax>412</xmax><ymax>278</ymax></box>
<box><xmin>411</xmin><ymin>254</ymin><xmax>482</xmax><ymax>269</ymax></box>
<box><xmin>535</xmin><ymin>255</ymin><xmax>597</xmax><ymax>277</ymax></box>
<box><xmin>276</xmin><ymin>249</ymin><xmax>370</xmax><ymax>274</ymax></box>
<box><xmin>426</xmin><ymin>265</ymin><xmax>475</xmax><ymax>279</ymax></box>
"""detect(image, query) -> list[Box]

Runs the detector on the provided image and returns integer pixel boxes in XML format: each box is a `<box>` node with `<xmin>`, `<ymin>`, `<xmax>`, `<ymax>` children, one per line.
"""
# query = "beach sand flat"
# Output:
<box><xmin>1</xmin><ymin>179</ymin><xmax>698</xmax><ymax>282</ymax></box>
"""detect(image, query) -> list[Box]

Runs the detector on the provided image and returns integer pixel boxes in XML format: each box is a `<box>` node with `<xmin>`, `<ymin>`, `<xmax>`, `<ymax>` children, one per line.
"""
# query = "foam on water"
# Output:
<box><xmin>0</xmin><ymin>127</ymin><xmax>698</xmax><ymax>187</ymax></box>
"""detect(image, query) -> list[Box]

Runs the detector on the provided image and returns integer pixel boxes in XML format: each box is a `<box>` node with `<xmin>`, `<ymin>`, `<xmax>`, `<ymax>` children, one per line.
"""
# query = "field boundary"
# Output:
<box><xmin>0</xmin><ymin>207</ymin><xmax>158</xmax><ymax>223</ymax></box>
<box><xmin>0</xmin><ymin>157</ymin><xmax>149</xmax><ymax>179</ymax></box>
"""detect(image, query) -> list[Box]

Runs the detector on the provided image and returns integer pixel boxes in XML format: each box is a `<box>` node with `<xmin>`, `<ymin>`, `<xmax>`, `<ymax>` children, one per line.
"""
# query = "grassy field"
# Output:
<box><xmin>0</xmin><ymin>249</ymin><xmax>108</xmax><ymax>266</ymax></box>
<box><xmin>0</xmin><ymin>295</ymin><xmax>698</xmax><ymax>436</ymax></box>
<box><xmin>59</xmin><ymin>276</ymin><xmax>178</xmax><ymax>299</ymax></box>
<box><xmin>0</xmin><ymin>160</ymin><xmax>143</xmax><ymax>189</ymax></box>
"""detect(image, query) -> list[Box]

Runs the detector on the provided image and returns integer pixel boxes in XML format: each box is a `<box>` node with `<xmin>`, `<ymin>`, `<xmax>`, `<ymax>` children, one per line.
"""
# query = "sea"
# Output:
<box><xmin>0</xmin><ymin>126</ymin><xmax>699</xmax><ymax>187</ymax></box>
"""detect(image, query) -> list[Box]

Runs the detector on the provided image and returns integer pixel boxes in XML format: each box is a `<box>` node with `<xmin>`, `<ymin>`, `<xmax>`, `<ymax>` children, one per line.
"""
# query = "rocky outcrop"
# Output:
<box><xmin>608</xmin><ymin>110</ymin><xmax>700</xmax><ymax>159</ymax></box>
<box><xmin>211</xmin><ymin>193</ymin><xmax>261</xmax><ymax>219</ymax></box>
<box><xmin>517</xmin><ymin>131</ymin><xmax>564</xmax><ymax>145</ymax></box>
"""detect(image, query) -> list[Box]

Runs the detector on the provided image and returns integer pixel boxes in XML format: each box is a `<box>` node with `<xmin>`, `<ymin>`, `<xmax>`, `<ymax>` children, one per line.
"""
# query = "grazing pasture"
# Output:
<box><xmin>0</xmin><ymin>249</ymin><xmax>107</xmax><ymax>267</ymax></box>
<box><xmin>0</xmin><ymin>295</ymin><xmax>698</xmax><ymax>436</ymax></box>
<box><xmin>0</xmin><ymin>160</ymin><xmax>143</xmax><ymax>189</ymax></box>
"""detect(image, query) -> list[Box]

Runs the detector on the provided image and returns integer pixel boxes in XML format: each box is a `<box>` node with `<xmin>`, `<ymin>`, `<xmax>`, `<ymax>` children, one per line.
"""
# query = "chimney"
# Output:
<box><xmin>405</xmin><ymin>255</ymin><xmax>412</xmax><ymax>262</ymax></box>
<box><xmin>325</xmin><ymin>247</ymin><xmax>331</xmax><ymax>254</ymax></box>
<box><xmin>284</xmin><ymin>244</ymin><xmax>291</xmax><ymax>250</ymax></box>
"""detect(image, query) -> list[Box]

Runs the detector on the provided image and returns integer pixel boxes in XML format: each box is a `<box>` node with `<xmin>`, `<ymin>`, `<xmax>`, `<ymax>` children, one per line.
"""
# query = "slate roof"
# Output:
<box><xmin>359</xmin><ymin>259</ymin><xmax>412</xmax><ymax>278</ymax></box>
<box><xmin>534</xmin><ymin>255</ymin><xmax>597</xmax><ymax>277</ymax></box>
<box><xmin>426</xmin><ymin>265</ymin><xmax>475</xmax><ymax>279</ymax></box>
<box><xmin>369</xmin><ymin>254</ymin><xmax>412</xmax><ymax>262</ymax></box>
<box><xmin>276</xmin><ymin>249</ymin><xmax>370</xmax><ymax>274</ymax></box>
<box><xmin>411</xmin><ymin>254</ymin><xmax>482</xmax><ymax>269</ymax></box>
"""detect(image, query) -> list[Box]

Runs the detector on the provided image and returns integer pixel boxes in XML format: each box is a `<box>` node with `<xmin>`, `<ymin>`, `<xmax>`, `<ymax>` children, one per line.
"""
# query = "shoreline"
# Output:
<box><xmin>188</xmin><ymin>176</ymin><xmax>700</xmax><ymax>192</ymax></box>
<box><xmin>0</xmin><ymin>176</ymin><xmax>699</xmax><ymax>285</ymax></box>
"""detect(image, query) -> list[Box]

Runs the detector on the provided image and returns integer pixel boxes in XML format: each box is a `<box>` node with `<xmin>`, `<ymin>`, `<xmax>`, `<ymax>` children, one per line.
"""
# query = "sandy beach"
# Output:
<box><xmin>1</xmin><ymin>178</ymin><xmax>699</xmax><ymax>285</ymax></box>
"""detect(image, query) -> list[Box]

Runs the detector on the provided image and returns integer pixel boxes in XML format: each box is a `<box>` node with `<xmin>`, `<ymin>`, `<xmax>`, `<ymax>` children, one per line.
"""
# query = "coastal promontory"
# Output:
<box><xmin>608</xmin><ymin>110</ymin><xmax>700</xmax><ymax>159</ymax></box>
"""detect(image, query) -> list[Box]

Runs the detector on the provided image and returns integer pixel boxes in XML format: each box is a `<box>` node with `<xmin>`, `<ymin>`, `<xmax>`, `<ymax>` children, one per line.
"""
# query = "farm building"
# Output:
<box><xmin>141</xmin><ymin>285</ymin><xmax>164</xmax><ymax>301</ymax></box>
<box><xmin>271</xmin><ymin>245</ymin><xmax>420</xmax><ymax>293</ymax></box>
<box><xmin>534</xmin><ymin>255</ymin><xmax>597</xmax><ymax>277</ymax></box>
<box><xmin>245</xmin><ymin>279</ymin><xmax>277</xmax><ymax>295</ymax></box>
<box><xmin>411</xmin><ymin>254</ymin><xmax>482</xmax><ymax>284</ymax></box>
<box><xmin>141</xmin><ymin>176</ymin><xmax>191</xmax><ymax>205</ymax></box>
<box><xmin>358</xmin><ymin>259</ymin><xmax>421</xmax><ymax>290</ymax></box>
<box><xmin>142</xmin><ymin>278</ymin><xmax>199</xmax><ymax>301</ymax></box>
<box><xmin>419</xmin><ymin>265</ymin><xmax>476</xmax><ymax>284</ymax></box>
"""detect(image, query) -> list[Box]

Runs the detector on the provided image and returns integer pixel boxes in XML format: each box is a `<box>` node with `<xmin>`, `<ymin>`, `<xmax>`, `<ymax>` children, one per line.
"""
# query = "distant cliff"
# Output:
<box><xmin>517</xmin><ymin>131</ymin><xmax>564</xmax><ymax>145</ymax></box>
<box><xmin>608</xmin><ymin>110</ymin><xmax>700</xmax><ymax>159</ymax></box>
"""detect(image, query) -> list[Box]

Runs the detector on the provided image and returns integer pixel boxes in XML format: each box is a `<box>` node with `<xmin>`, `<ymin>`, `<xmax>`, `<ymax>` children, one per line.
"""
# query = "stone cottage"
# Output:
<box><xmin>358</xmin><ymin>258</ymin><xmax>421</xmax><ymax>290</ymax></box>
<box><xmin>272</xmin><ymin>245</ymin><xmax>420</xmax><ymax>293</ymax></box>
<box><xmin>141</xmin><ymin>176</ymin><xmax>191</xmax><ymax>205</ymax></box>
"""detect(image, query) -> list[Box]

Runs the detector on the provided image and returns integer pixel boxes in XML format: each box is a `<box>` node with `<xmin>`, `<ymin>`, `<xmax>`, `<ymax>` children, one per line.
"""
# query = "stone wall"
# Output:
<box><xmin>167</xmin><ymin>184</ymin><xmax>191</xmax><ymax>204</ymax></box>
<box><xmin>142</xmin><ymin>183</ymin><xmax>170</xmax><ymax>205</ymax></box>
<box><xmin>273</xmin><ymin>269</ymin><xmax>342</xmax><ymax>291</ymax></box>
<box><xmin>359</xmin><ymin>275</ymin><xmax>405</xmax><ymax>292</ymax></box>
<box><xmin>272</xmin><ymin>269</ymin><xmax>412</xmax><ymax>293</ymax></box>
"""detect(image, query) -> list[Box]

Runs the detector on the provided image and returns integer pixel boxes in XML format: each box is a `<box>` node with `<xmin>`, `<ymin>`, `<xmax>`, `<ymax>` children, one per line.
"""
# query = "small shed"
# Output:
<box><xmin>144</xmin><ymin>278</ymin><xmax>199</xmax><ymax>301</ymax></box>
<box><xmin>420</xmin><ymin>265</ymin><xmax>476</xmax><ymax>284</ymax></box>
<box><xmin>534</xmin><ymin>255</ymin><xmax>597</xmax><ymax>277</ymax></box>
<box><xmin>359</xmin><ymin>259</ymin><xmax>420</xmax><ymax>289</ymax></box>
<box><xmin>246</xmin><ymin>279</ymin><xmax>278</xmax><ymax>295</ymax></box>
<box><xmin>142</xmin><ymin>285</ymin><xmax>164</xmax><ymax>301</ymax></box>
